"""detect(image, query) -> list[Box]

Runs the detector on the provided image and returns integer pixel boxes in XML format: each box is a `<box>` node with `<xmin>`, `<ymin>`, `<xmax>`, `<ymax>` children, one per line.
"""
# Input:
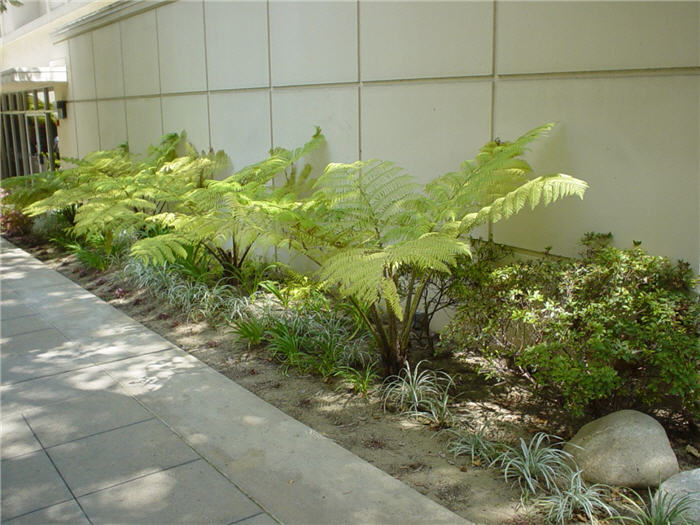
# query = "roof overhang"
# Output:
<box><xmin>1</xmin><ymin>66</ymin><xmax>67</xmax><ymax>92</ymax></box>
<box><xmin>52</xmin><ymin>0</ymin><xmax>174</xmax><ymax>43</ymax></box>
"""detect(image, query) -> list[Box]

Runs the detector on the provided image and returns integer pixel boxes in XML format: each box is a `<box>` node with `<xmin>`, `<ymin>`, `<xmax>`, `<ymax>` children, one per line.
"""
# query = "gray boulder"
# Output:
<box><xmin>564</xmin><ymin>410</ymin><xmax>679</xmax><ymax>487</ymax></box>
<box><xmin>657</xmin><ymin>469</ymin><xmax>700</xmax><ymax>524</ymax></box>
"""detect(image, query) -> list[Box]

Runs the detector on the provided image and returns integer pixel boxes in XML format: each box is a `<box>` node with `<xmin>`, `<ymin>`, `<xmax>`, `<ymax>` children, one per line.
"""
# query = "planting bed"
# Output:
<box><xmin>7</xmin><ymin>237</ymin><xmax>699</xmax><ymax>524</ymax></box>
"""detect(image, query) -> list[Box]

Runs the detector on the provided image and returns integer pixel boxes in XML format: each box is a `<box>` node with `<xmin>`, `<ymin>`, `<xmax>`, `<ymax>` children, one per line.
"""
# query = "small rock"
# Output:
<box><xmin>657</xmin><ymin>469</ymin><xmax>700</xmax><ymax>524</ymax></box>
<box><xmin>686</xmin><ymin>445</ymin><xmax>700</xmax><ymax>459</ymax></box>
<box><xmin>565</xmin><ymin>410</ymin><xmax>679</xmax><ymax>487</ymax></box>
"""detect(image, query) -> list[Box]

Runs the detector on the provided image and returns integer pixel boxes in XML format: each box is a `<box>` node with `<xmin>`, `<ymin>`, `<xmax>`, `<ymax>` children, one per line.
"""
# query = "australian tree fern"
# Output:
<box><xmin>287</xmin><ymin>123</ymin><xmax>587</xmax><ymax>375</ymax></box>
<box><xmin>130</xmin><ymin>128</ymin><xmax>325</xmax><ymax>284</ymax></box>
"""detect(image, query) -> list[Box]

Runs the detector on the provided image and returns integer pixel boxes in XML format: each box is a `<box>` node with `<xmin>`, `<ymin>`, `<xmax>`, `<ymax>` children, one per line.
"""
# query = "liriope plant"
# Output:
<box><xmin>284</xmin><ymin>123</ymin><xmax>588</xmax><ymax>375</ymax></box>
<box><xmin>130</xmin><ymin>128</ymin><xmax>325</xmax><ymax>285</ymax></box>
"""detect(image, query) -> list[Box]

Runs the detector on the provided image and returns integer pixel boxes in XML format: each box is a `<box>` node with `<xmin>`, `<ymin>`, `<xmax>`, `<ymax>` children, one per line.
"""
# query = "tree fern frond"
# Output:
<box><xmin>386</xmin><ymin>234</ymin><xmax>471</xmax><ymax>272</ymax></box>
<box><xmin>319</xmin><ymin>248</ymin><xmax>388</xmax><ymax>305</ymax></box>
<box><xmin>130</xmin><ymin>233</ymin><xmax>191</xmax><ymax>264</ymax></box>
<box><xmin>456</xmin><ymin>173</ymin><xmax>588</xmax><ymax>234</ymax></box>
<box><xmin>313</xmin><ymin>159</ymin><xmax>420</xmax><ymax>245</ymax></box>
<box><xmin>381</xmin><ymin>278</ymin><xmax>403</xmax><ymax>321</ymax></box>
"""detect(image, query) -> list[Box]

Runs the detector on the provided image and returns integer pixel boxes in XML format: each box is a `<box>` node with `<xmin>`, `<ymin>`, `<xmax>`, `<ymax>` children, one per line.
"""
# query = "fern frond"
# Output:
<box><xmin>455</xmin><ymin>173</ymin><xmax>588</xmax><ymax>234</ymax></box>
<box><xmin>130</xmin><ymin>233</ymin><xmax>191</xmax><ymax>265</ymax></box>
<box><xmin>318</xmin><ymin>233</ymin><xmax>470</xmax><ymax>314</ymax></box>
<box><xmin>386</xmin><ymin>234</ymin><xmax>470</xmax><ymax>272</ymax></box>
<box><xmin>313</xmin><ymin>159</ymin><xmax>420</xmax><ymax>246</ymax></box>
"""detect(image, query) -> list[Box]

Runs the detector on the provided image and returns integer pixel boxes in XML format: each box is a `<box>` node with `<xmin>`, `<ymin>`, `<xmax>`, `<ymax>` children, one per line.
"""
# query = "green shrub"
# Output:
<box><xmin>444</xmin><ymin>234</ymin><xmax>700</xmax><ymax>419</ymax></box>
<box><xmin>0</xmin><ymin>189</ymin><xmax>33</xmax><ymax>237</ymax></box>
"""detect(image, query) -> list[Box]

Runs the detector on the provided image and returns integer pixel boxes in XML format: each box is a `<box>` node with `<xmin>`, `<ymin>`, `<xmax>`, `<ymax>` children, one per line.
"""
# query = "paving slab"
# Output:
<box><xmin>95</xmin><ymin>347</ymin><xmax>207</xmax><ymax>393</ymax></box>
<box><xmin>77</xmin><ymin>460</ymin><xmax>264</xmax><ymax>524</ymax></box>
<box><xmin>1</xmin><ymin>368</ymin><xmax>122</xmax><ymax>416</ymax></box>
<box><xmin>2</xmin><ymin>500</ymin><xmax>90</xmax><ymax>525</ymax></box>
<box><xmin>1</xmin><ymin>315</ymin><xmax>54</xmax><ymax>338</ymax></box>
<box><xmin>1</xmin><ymin>265</ymin><xmax>75</xmax><ymax>291</ymax></box>
<box><xmin>80</xmin><ymin>327</ymin><xmax>176</xmax><ymax>363</ymax></box>
<box><xmin>24</xmin><ymin>390</ymin><xmax>153</xmax><ymax>448</ymax></box>
<box><xmin>0</xmin><ymin>416</ymin><xmax>42</xmax><ymax>459</ymax></box>
<box><xmin>0</xmin><ymin>291</ymin><xmax>37</xmax><ymax>320</ymax></box>
<box><xmin>1</xmin><ymin>327</ymin><xmax>71</xmax><ymax>355</ymax></box>
<box><xmin>0</xmin><ymin>450</ymin><xmax>73</xmax><ymax>521</ymax></box>
<box><xmin>48</xmin><ymin>418</ymin><xmax>200</xmax><ymax>497</ymax></box>
<box><xmin>1</xmin><ymin>330</ymin><xmax>96</xmax><ymax>385</ymax></box>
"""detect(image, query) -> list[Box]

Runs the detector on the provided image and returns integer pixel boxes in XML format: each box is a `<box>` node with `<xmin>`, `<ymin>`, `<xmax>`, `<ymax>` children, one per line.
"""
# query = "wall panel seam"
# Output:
<box><xmin>154</xmin><ymin>7</ymin><xmax>164</xmax><ymax>137</ymax></box>
<box><xmin>201</xmin><ymin>0</ymin><xmax>212</xmax><ymax>150</ymax></box>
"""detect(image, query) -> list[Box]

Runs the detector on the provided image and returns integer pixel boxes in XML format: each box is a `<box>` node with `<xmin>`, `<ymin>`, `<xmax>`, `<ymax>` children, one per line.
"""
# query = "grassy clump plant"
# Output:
<box><xmin>446</xmin><ymin>423</ymin><xmax>501</xmax><ymax>467</ymax></box>
<box><xmin>491</xmin><ymin>432</ymin><xmax>574</xmax><ymax>501</ymax></box>
<box><xmin>614</xmin><ymin>489</ymin><xmax>694</xmax><ymax>525</ymax></box>
<box><xmin>381</xmin><ymin>360</ymin><xmax>455</xmax><ymax>426</ymax></box>
<box><xmin>534</xmin><ymin>470</ymin><xmax>616</xmax><ymax>524</ymax></box>
<box><xmin>334</xmin><ymin>363</ymin><xmax>379</xmax><ymax>397</ymax></box>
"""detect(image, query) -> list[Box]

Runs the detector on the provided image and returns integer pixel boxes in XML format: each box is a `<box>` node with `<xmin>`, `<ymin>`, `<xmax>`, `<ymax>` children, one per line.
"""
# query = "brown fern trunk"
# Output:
<box><xmin>380</xmin><ymin>318</ymin><xmax>407</xmax><ymax>376</ymax></box>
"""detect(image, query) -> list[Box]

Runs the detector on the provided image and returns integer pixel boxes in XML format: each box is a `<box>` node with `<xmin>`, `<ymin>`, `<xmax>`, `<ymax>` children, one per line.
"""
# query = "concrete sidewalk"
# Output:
<box><xmin>0</xmin><ymin>238</ymin><xmax>469</xmax><ymax>525</ymax></box>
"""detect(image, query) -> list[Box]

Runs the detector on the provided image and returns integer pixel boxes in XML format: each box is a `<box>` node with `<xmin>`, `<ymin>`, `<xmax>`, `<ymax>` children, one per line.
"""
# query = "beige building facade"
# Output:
<box><xmin>1</xmin><ymin>0</ymin><xmax>699</xmax><ymax>272</ymax></box>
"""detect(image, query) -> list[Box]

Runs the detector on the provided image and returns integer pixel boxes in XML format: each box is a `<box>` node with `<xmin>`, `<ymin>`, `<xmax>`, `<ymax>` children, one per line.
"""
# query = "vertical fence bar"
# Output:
<box><xmin>8</xmin><ymin>94</ymin><xmax>22</xmax><ymax>176</ymax></box>
<box><xmin>44</xmin><ymin>88</ymin><xmax>56</xmax><ymax>171</ymax></box>
<box><xmin>18</xmin><ymin>93</ymin><xmax>31</xmax><ymax>175</ymax></box>
<box><xmin>0</xmin><ymin>95</ymin><xmax>13</xmax><ymax>178</ymax></box>
<box><xmin>33</xmin><ymin>90</ymin><xmax>43</xmax><ymax>172</ymax></box>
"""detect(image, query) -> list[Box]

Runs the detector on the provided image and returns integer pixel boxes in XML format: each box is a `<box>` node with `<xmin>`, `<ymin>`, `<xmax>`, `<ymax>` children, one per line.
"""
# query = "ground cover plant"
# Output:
<box><xmin>534</xmin><ymin>470</ymin><xmax>616</xmax><ymax>524</ymax></box>
<box><xmin>614</xmin><ymin>489</ymin><xmax>694</xmax><ymax>524</ymax></box>
<box><xmin>381</xmin><ymin>360</ymin><xmax>455</xmax><ymax>426</ymax></box>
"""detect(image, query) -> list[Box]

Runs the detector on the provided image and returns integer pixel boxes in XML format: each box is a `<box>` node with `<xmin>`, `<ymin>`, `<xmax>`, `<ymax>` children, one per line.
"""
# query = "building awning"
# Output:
<box><xmin>1</xmin><ymin>66</ymin><xmax>67</xmax><ymax>92</ymax></box>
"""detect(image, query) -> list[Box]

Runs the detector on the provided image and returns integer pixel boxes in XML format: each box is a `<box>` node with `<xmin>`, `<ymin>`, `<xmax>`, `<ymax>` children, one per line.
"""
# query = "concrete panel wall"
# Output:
<box><xmin>41</xmin><ymin>0</ymin><xmax>700</xmax><ymax>270</ymax></box>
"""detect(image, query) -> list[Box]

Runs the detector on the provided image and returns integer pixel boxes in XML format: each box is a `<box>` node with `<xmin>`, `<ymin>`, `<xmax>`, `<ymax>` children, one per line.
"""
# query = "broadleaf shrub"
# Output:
<box><xmin>444</xmin><ymin>234</ymin><xmax>700</xmax><ymax>420</ymax></box>
<box><xmin>0</xmin><ymin>189</ymin><xmax>33</xmax><ymax>237</ymax></box>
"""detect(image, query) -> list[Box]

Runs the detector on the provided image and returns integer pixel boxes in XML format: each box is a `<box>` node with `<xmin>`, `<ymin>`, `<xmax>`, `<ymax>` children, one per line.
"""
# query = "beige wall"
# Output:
<box><xmin>4</xmin><ymin>0</ymin><xmax>699</xmax><ymax>271</ymax></box>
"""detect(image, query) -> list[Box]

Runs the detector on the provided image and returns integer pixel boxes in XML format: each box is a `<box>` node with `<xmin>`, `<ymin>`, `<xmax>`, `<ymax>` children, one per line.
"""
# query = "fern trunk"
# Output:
<box><xmin>368</xmin><ymin>274</ymin><xmax>428</xmax><ymax>376</ymax></box>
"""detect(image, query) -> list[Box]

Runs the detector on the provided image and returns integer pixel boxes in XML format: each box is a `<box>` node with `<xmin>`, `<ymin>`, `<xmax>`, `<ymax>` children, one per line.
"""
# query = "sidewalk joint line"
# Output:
<box><xmin>1</xmin><ymin>325</ymin><xmax>56</xmax><ymax>339</ymax></box>
<box><xmin>22</xmin><ymin>415</ymin><xmax>95</xmax><ymax>525</ymax></box>
<box><xmin>44</xmin><ymin>417</ymin><xmax>157</xmax><ymax>450</ymax></box>
<box><xmin>4</xmin><ymin>362</ymin><xmax>106</xmax><ymax>386</ymax></box>
<box><xmin>77</xmin><ymin>457</ymin><xmax>202</xmax><ymax>498</ymax></box>
<box><xmin>0</xmin><ymin>311</ymin><xmax>39</xmax><ymax>322</ymax></box>
<box><xmin>2</xmin><ymin>345</ymin><xmax>175</xmax><ymax>387</ymax></box>
<box><xmin>124</xmin><ymin>389</ymin><xmax>281</xmax><ymax>520</ymax></box>
<box><xmin>1</xmin><ymin>326</ymin><xmax>55</xmax><ymax>342</ymax></box>
<box><xmin>1</xmin><ymin>497</ymin><xmax>75</xmax><ymax>522</ymax></box>
<box><xmin>228</xmin><ymin>511</ymin><xmax>266</xmax><ymax>525</ymax></box>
